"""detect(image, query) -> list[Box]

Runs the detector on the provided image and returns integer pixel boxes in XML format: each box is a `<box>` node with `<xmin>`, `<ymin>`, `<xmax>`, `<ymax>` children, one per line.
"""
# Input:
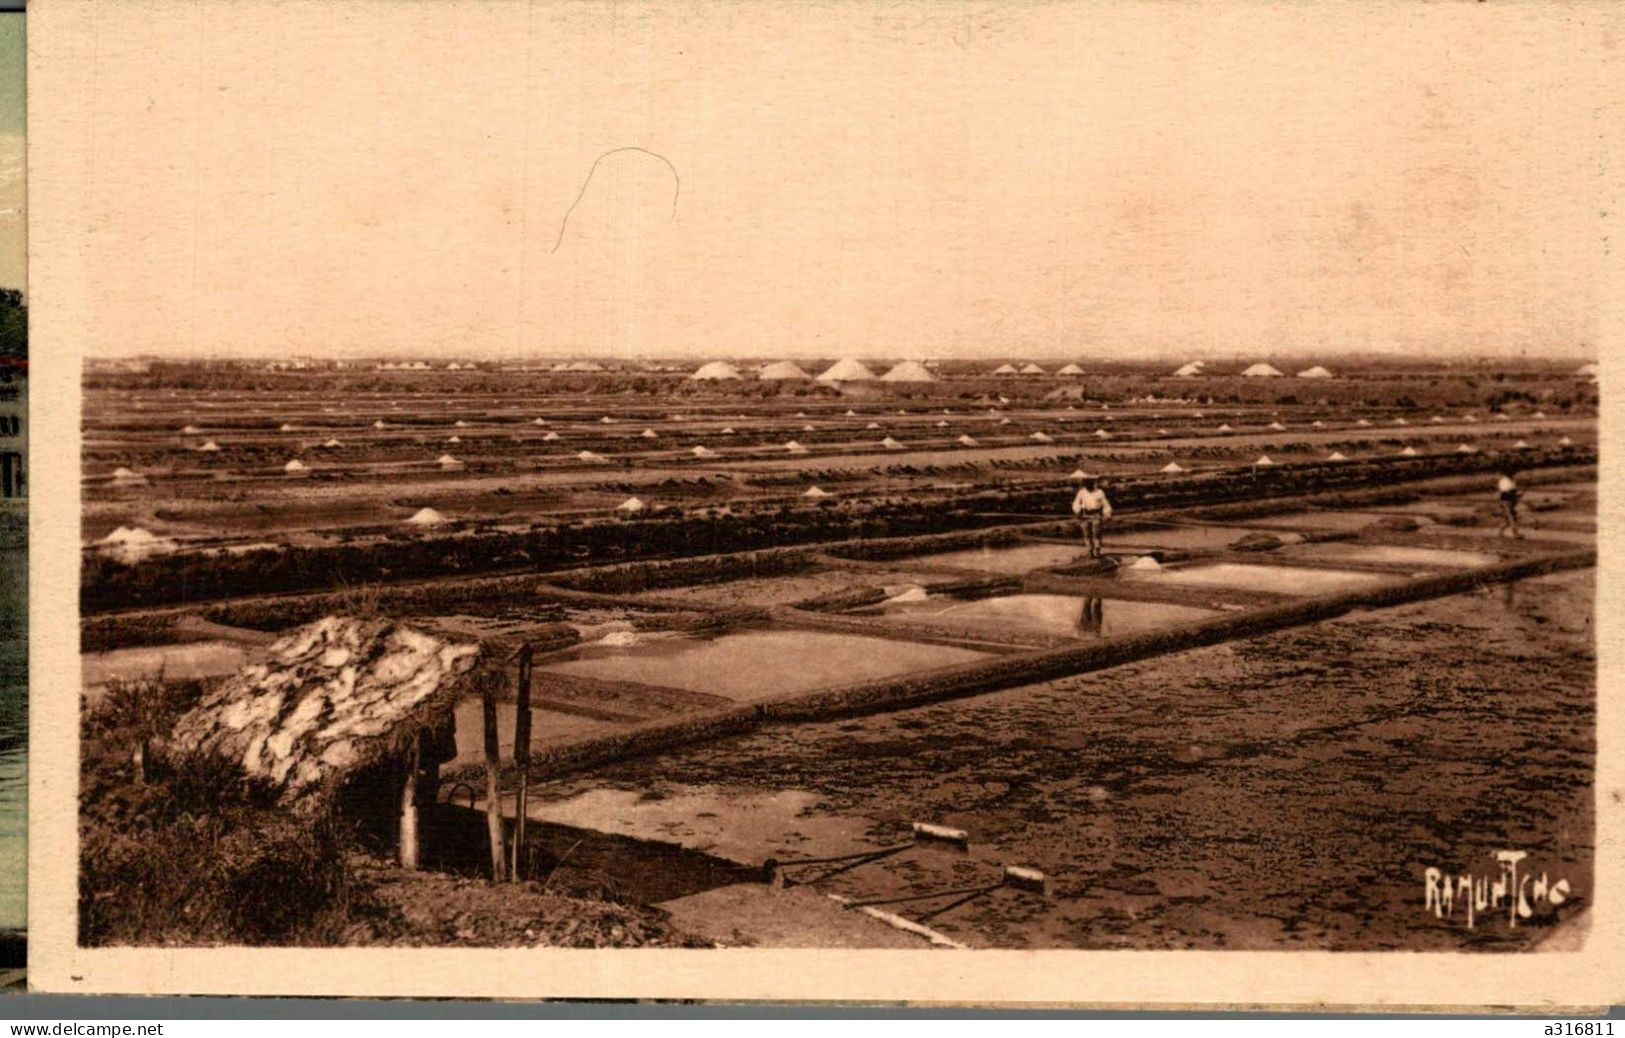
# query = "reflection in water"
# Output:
<box><xmin>1078</xmin><ymin>596</ymin><xmax>1104</xmax><ymax>637</ymax></box>
<box><xmin>857</xmin><ymin>592</ymin><xmax>1215</xmax><ymax>640</ymax></box>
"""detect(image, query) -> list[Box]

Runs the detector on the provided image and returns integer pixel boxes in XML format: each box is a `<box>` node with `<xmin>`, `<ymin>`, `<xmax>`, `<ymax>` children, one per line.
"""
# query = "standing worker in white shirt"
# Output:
<box><xmin>1072</xmin><ymin>473</ymin><xmax>1113</xmax><ymax>558</ymax></box>
<box><xmin>1496</xmin><ymin>468</ymin><xmax>1522</xmax><ymax>539</ymax></box>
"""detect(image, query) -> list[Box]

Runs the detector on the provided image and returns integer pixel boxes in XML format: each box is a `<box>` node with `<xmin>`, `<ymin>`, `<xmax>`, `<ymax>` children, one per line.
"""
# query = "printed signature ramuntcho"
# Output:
<box><xmin>1424</xmin><ymin>851</ymin><xmax>1574</xmax><ymax>929</ymax></box>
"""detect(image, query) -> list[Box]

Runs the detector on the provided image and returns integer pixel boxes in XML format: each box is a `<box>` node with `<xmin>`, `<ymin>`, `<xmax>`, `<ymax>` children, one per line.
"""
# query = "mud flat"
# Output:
<box><xmin>529</xmin><ymin>568</ymin><xmax>1593</xmax><ymax>950</ymax></box>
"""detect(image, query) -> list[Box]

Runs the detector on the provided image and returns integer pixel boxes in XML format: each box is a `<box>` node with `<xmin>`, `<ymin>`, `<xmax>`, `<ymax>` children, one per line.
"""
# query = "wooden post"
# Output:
<box><xmin>482</xmin><ymin>677</ymin><xmax>506</xmax><ymax>882</ymax></box>
<box><xmin>510</xmin><ymin>644</ymin><xmax>534</xmax><ymax>882</ymax></box>
<box><xmin>399</xmin><ymin>733</ymin><xmax>421</xmax><ymax>870</ymax></box>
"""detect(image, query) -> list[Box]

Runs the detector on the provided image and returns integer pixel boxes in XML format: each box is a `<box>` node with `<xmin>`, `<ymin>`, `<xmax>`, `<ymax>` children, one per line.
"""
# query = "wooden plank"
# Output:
<box><xmin>482</xmin><ymin>679</ymin><xmax>506</xmax><ymax>882</ymax></box>
<box><xmin>511</xmin><ymin>645</ymin><xmax>533</xmax><ymax>882</ymax></box>
<box><xmin>398</xmin><ymin>733</ymin><xmax>420</xmax><ymax>870</ymax></box>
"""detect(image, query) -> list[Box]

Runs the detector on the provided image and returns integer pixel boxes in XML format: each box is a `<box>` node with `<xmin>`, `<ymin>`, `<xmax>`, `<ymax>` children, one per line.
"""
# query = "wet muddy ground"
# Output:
<box><xmin>531</xmin><ymin>569</ymin><xmax>1593</xmax><ymax>950</ymax></box>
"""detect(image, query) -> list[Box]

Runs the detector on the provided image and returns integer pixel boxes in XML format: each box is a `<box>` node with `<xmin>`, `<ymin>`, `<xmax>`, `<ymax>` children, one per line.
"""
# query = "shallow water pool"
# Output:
<box><xmin>907</xmin><ymin>542</ymin><xmax>1090</xmax><ymax>574</ymax></box>
<box><xmin>852</xmin><ymin>592</ymin><xmax>1216</xmax><ymax>640</ymax></box>
<box><xmin>1122</xmin><ymin>562</ymin><xmax>1394</xmax><ymax>596</ymax></box>
<box><xmin>1239</xmin><ymin>511</ymin><xmax>1398</xmax><ymax>533</ymax></box>
<box><xmin>451</xmin><ymin>701</ymin><xmax>621</xmax><ymax>767</ymax></box>
<box><xmin>539</xmin><ymin>628</ymin><xmax>990</xmax><ymax>701</ymax></box>
<box><xmin>1297</xmin><ymin>544</ymin><xmax>1500</xmax><ymax>569</ymax></box>
<box><xmin>1103</xmin><ymin>525</ymin><xmax>1261</xmax><ymax>551</ymax></box>
<box><xmin>81</xmin><ymin>640</ymin><xmax>251</xmax><ymax>699</ymax></box>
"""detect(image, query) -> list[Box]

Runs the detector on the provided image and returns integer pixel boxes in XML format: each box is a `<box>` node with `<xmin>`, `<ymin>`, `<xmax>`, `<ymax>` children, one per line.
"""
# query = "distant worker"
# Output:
<box><xmin>1497</xmin><ymin>468</ymin><xmax>1522</xmax><ymax>539</ymax></box>
<box><xmin>1072</xmin><ymin>473</ymin><xmax>1113</xmax><ymax>558</ymax></box>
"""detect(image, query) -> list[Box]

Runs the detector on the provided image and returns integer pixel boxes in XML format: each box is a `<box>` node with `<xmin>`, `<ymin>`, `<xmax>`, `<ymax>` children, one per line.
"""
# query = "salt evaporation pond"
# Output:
<box><xmin>539</xmin><ymin>629</ymin><xmax>988</xmax><ymax>700</ymax></box>
<box><xmin>81</xmin><ymin>640</ymin><xmax>252</xmax><ymax>702</ymax></box>
<box><xmin>1102</xmin><ymin>524</ymin><xmax>1263</xmax><ymax>551</ymax></box>
<box><xmin>1123</xmin><ymin>562</ymin><xmax>1393</xmax><ymax>596</ymax></box>
<box><xmin>1442</xmin><ymin>524</ymin><xmax>1596</xmax><ymax>546</ymax></box>
<box><xmin>852</xmin><ymin>592</ymin><xmax>1215</xmax><ymax>640</ymax></box>
<box><xmin>1239</xmin><ymin>511</ymin><xmax>1399</xmax><ymax>533</ymax></box>
<box><xmin>451</xmin><ymin>701</ymin><xmax>623</xmax><ymax>768</ymax></box>
<box><xmin>906</xmin><ymin>542</ymin><xmax>1088</xmax><ymax>574</ymax></box>
<box><xmin>1298</xmin><ymin>544</ymin><xmax>1500</xmax><ymax>568</ymax></box>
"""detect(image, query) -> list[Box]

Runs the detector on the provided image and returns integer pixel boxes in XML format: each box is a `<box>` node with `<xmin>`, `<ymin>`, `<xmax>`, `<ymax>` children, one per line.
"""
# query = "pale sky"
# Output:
<box><xmin>40</xmin><ymin>1</ymin><xmax>1624</xmax><ymax>361</ymax></box>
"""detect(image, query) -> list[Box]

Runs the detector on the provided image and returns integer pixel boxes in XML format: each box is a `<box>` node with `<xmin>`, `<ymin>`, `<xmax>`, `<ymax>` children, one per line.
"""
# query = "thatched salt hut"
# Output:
<box><xmin>169</xmin><ymin>618</ymin><xmax>483</xmax><ymax>803</ymax></box>
<box><xmin>165</xmin><ymin>618</ymin><xmax>492</xmax><ymax>869</ymax></box>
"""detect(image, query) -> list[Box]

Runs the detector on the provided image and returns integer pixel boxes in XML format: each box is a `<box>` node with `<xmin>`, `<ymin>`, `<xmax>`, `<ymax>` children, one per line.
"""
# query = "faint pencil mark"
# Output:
<box><xmin>550</xmin><ymin>146</ymin><xmax>679</xmax><ymax>254</ymax></box>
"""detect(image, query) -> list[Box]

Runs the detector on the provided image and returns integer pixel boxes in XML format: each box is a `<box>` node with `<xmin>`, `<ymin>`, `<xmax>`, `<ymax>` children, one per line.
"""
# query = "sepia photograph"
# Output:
<box><xmin>24</xmin><ymin>0</ymin><xmax>1623</xmax><ymax>1007</ymax></box>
